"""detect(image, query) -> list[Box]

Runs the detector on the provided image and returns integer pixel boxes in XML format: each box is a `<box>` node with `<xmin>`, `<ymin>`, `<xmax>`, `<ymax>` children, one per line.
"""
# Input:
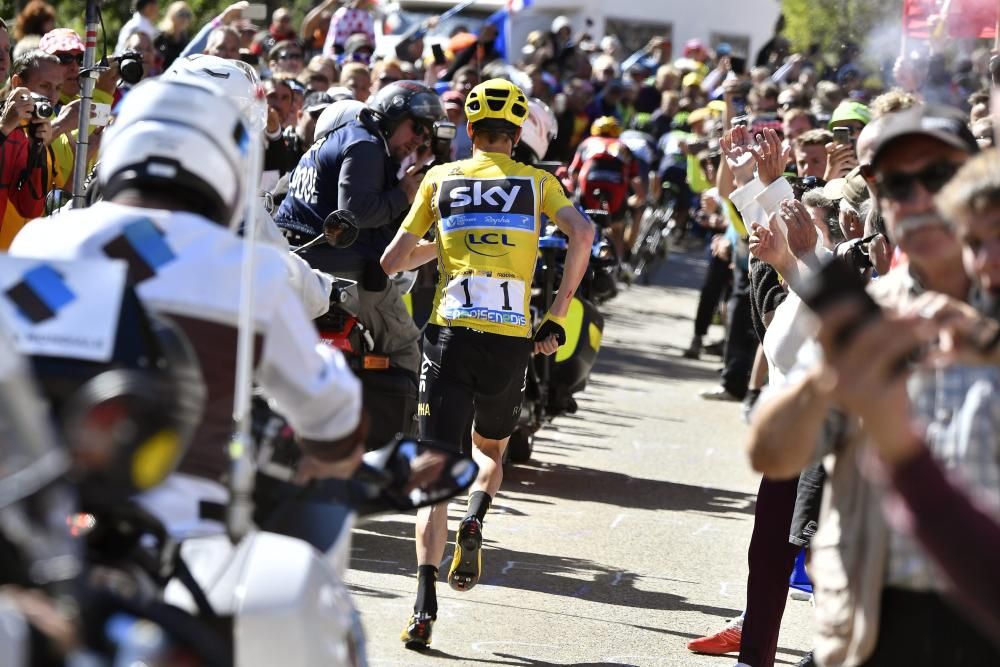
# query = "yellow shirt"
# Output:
<box><xmin>402</xmin><ymin>151</ymin><xmax>574</xmax><ymax>338</ymax></box>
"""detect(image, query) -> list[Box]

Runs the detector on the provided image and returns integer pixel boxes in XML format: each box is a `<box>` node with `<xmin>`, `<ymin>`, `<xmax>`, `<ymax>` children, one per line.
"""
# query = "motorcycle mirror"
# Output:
<box><xmin>44</xmin><ymin>189</ymin><xmax>72</xmax><ymax>216</ymax></box>
<box><xmin>323</xmin><ymin>209</ymin><xmax>360</xmax><ymax>249</ymax></box>
<box><xmin>357</xmin><ymin>436</ymin><xmax>478</xmax><ymax>515</ymax></box>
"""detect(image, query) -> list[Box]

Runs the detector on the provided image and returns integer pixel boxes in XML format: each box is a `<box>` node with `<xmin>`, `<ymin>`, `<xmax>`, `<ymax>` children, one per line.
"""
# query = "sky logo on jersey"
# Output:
<box><xmin>439</xmin><ymin>177</ymin><xmax>535</xmax><ymax>233</ymax></box>
<box><xmin>102</xmin><ymin>218</ymin><xmax>177</xmax><ymax>284</ymax></box>
<box><xmin>5</xmin><ymin>264</ymin><xmax>76</xmax><ymax>323</ymax></box>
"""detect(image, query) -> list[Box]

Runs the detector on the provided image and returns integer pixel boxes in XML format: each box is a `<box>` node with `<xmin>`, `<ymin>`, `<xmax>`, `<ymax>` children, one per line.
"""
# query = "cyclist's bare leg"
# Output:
<box><xmin>416</xmin><ymin>502</ymin><xmax>449</xmax><ymax>567</ymax></box>
<box><xmin>470</xmin><ymin>430</ymin><xmax>509</xmax><ymax>497</ymax></box>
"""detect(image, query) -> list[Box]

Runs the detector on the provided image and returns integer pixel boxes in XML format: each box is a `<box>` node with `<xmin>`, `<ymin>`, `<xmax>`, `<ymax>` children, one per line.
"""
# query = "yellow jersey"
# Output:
<box><xmin>401</xmin><ymin>151</ymin><xmax>574</xmax><ymax>338</ymax></box>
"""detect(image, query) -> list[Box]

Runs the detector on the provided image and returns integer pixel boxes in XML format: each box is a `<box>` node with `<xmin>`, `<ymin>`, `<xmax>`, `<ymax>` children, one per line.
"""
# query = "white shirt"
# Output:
<box><xmin>11</xmin><ymin>202</ymin><xmax>361</xmax><ymax>444</ymax></box>
<box><xmin>115</xmin><ymin>13</ymin><xmax>158</xmax><ymax>55</ymax></box>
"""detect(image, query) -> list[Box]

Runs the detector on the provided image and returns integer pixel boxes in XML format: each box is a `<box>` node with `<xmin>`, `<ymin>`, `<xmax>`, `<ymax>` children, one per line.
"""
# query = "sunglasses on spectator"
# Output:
<box><xmin>874</xmin><ymin>162</ymin><xmax>961</xmax><ymax>202</ymax></box>
<box><xmin>56</xmin><ymin>53</ymin><xmax>84</xmax><ymax>65</ymax></box>
<box><xmin>177</xmin><ymin>9</ymin><xmax>193</xmax><ymax>19</ymax></box>
<box><xmin>278</xmin><ymin>52</ymin><xmax>304</xmax><ymax>61</ymax></box>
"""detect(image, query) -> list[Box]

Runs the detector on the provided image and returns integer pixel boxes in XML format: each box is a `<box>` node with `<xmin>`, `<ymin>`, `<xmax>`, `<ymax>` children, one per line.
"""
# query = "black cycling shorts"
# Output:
<box><xmin>418</xmin><ymin>324</ymin><xmax>532</xmax><ymax>450</ymax></box>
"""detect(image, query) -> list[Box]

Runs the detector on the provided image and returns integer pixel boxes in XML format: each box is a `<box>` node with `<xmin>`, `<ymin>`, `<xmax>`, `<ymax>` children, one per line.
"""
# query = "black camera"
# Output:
<box><xmin>29</xmin><ymin>92</ymin><xmax>53</xmax><ymax>120</ymax></box>
<box><xmin>835</xmin><ymin>233</ymin><xmax>882</xmax><ymax>275</ymax></box>
<box><xmin>114</xmin><ymin>50</ymin><xmax>144</xmax><ymax>85</ymax></box>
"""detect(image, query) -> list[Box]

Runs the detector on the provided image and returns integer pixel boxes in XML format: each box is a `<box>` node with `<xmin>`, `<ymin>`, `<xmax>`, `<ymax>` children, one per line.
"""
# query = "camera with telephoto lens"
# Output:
<box><xmin>29</xmin><ymin>92</ymin><xmax>53</xmax><ymax>120</ymax></box>
<box><xmin>835</xmin><ymin>233</ymin><xmax>882</xmax><ymax>275</ymax></box>
<box><xmin>113</xmin><ymin>50</ymin><xmax>144</xmax><ymax>85</ymax></box>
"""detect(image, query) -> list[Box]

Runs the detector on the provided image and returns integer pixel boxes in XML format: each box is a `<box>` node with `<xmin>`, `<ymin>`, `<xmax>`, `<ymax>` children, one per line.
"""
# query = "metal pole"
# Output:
<box><xmin>226</xmin><ymin>93</ymin><xmax>266</xmax><ymax>545</ymax></box>
<box><xmin>71</xmin><ymin>0</ymin><xmax>99</xmax><ymax>207</ymax></box>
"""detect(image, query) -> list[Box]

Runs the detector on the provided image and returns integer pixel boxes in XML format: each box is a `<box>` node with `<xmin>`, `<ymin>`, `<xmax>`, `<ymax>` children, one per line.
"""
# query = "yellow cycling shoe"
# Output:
<box><xmin>448</xmin><ymin>516</ymin><xmax>483</xmax><ymax>592</ymax></box>
<box><xmin>401</xmin><ymin>612</ymin><xmax>435</xmax><ymax>650</ymax></box>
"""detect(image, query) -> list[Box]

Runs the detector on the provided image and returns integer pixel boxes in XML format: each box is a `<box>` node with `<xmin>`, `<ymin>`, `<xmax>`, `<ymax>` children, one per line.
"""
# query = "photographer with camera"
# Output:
<box><xmin>274</xmin><ymin>80</ymin><xmax>448</xmax><ymax>378</ymax></box>
<box><xmin>0</xmin><ymin>49</ymin><xmax>58</xmax><ymax>249</ymax></box>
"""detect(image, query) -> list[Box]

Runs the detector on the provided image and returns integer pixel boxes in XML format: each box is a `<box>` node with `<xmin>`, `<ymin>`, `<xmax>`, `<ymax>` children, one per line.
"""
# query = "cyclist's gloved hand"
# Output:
<box><xmin>534</xmin><ymin>312</ymin><xmax>567</xmax><ymax>346</ymax></box>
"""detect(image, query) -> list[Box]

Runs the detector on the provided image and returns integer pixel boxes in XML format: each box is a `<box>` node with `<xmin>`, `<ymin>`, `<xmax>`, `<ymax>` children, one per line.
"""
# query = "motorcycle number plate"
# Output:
<box><xmin>440</xmin><ymin>273</ymin><xmax>527</xmax><ymax>328</ymax></box>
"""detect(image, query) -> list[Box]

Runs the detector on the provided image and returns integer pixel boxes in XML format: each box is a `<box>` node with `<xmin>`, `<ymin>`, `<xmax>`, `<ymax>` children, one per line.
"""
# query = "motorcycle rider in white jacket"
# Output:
<box><xmin>10</xmin><ymin>76</ymin><xmax>364</xmax><ymax>538</ymax></box>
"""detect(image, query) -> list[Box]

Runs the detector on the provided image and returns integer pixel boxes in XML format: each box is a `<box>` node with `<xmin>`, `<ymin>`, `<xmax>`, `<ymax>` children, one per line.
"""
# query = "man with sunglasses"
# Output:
<box><xmin>268</xmin><ymin>39</ymin><xmax>305</xmax><ymax>77</ymax></box>
<box><xmin>745</xmin><ymin>104</ymin><xmax>987</xmax><ymax>667</ymax></box>
<box><xmin>274</xmin><ymin>81</ymin><xmax>448</xmax><ymax>380</ymax></box>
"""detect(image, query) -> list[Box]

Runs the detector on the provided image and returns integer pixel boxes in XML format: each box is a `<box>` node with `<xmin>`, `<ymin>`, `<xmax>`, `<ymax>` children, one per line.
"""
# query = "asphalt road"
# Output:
<box><xmin>346</xmin><ymin>247</ymin><xmax>814</xmax><ymax>666</ymax></box>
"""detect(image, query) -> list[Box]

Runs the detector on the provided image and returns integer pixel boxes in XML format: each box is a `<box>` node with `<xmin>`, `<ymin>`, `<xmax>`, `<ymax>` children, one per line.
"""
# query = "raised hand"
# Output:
<box><xmin>720</xmin><ymin>125</ymin><xmax>754</xmax><ymax>186</ymax></box>
<box><xmin>778</xmin><ymin>198</ymin><xmax>818</xmax><ymax>258</ymax></box>
<box><xmin>749</xmin><ymin>127</ymin><xmax>792</xmax><ymax>186</ymax></box>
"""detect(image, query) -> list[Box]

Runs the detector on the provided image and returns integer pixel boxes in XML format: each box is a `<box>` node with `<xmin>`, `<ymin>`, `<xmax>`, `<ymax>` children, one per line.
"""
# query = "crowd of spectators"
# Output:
<box><xmin>1</xmin><ymin>1</ymin><xmax>999</xmax><ymax>665</ymax></box>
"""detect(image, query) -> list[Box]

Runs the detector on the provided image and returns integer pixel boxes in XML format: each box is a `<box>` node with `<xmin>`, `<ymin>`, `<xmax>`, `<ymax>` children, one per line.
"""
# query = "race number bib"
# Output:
<box><xmin>439</xmin><ymin>271</ymin><xmax>526</xmax><ymax>328</ymax></box>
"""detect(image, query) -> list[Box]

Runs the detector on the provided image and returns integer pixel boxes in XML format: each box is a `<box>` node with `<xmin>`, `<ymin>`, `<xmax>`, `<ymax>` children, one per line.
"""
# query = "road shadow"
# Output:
<box><xmin>587</xmin><ymin>344</ymin><xmax>723</xmax><ymax>384</ymax></box>
<box><xmin>505</xmin><ymin>459</ymin><xmax>755</xmax><ymax>517</ymax></box>
<box><xmin>350</xmin><ymin>519</ymin><xmax>743</xmax><ymax>621</ymax></box>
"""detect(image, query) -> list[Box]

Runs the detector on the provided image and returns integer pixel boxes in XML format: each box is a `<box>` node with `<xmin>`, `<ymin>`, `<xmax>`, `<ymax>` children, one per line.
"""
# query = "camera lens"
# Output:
<box><xmin>33</xmin><ymin>100</ymin><xmax>53</xmax><ymax>119</ymax></box>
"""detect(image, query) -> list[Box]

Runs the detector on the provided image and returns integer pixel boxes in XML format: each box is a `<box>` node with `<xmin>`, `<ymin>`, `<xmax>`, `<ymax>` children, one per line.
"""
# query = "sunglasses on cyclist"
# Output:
<box><xmin>873</xmin><ymin>162</ymin><xmax>961</xmax><ymax>202</ymax></box>
<box><xmin>56</xmin><ymin>52</ymin><xmax>84</xmax><ymax>65</ymax></box>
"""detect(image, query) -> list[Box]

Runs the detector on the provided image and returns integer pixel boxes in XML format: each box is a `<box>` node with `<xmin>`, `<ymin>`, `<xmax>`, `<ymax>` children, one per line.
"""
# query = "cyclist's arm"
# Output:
<box><xmin>381</xmin><ymin>231</ymin><xmax>437</xmax><ymax>273</ymax></box>
<box><xmin>549</xmin><ymin>204</ymin><xmax>595</xmax><ymax>317</ymax></box>
<box><xmin>382</xmin><ymin>170</ymin><xmax>437</xmax><ymax>274</ymax></box>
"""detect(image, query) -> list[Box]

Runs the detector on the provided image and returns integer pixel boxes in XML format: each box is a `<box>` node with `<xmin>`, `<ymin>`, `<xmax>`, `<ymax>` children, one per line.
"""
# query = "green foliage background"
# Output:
<box><xmin>781</xmin><ymin>0</ymin><xmax>906</xmax><ymax>56</ymax></box>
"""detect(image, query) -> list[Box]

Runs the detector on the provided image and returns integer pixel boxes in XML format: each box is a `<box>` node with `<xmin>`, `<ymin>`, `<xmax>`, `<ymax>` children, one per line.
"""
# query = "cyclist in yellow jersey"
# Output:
<box><xmin>382</xmin><ymin>78</ymin><xmax>594</xmax><ymax>650</ymax></box>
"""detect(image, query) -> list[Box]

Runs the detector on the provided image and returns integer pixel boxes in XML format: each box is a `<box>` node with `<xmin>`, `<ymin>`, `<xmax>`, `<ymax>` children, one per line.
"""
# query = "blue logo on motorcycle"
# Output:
<box><xmin>5</xmin><ymin>264</ymin><xmax>76</xmax><ymax>323</ymax></box>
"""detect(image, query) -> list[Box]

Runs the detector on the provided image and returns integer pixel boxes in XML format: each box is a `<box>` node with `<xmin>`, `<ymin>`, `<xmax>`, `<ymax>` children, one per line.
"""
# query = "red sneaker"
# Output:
<box><xmin>686</xmin><ymin>623</ymin><xmax>742</xmax><ymax>655</ymax></box>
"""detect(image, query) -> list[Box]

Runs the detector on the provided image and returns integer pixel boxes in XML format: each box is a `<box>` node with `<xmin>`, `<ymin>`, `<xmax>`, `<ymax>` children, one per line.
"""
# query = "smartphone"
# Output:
<box><xmin>833</xmin><ymin>127</ymin><xmax>851</xmax><ymax>146</ymax></box>
<box><xmin>245</xmin><ymin>3</ymin><xmax>268</xmax><ymax>21</ymax></box>
<box><xmin>798</xmin><ymin>257</ymin><xmax>881</xmax><ymax>349</ymax></box>
<box><xmin>730</xmin><ymin>56</ymin><xmax>747</xmax><ymax>76</ymax></box>
<box><xmin>90</xmin><ymin>102</ymin><xmax>112</xmax><ymax>128</ymax></box>
<box><xmin>431</xmin><ymin>43</ymin><xmax>446</xmax><ymax>66</ymax></box>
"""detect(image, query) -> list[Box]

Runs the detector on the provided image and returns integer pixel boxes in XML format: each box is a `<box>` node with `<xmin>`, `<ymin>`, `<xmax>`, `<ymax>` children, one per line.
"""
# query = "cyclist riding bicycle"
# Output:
<box><xmin>566</xmin><ymin>115</ymin><xmax>646</xmax><ymax>267</ymax></box>
<box><xmin>381</xmin><ymin>78</ymin><xmax>594</xmax><ymax>651</ymax></box>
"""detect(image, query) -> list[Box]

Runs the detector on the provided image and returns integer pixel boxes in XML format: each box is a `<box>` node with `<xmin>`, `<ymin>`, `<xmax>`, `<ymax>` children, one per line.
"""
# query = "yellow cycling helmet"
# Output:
<box><xmin>591</xmin><ymin>116</ymin><xmax>622</xmax><ymax>138</ymax></box>
<box><xmin>465</xmin><ymin>78</ymin><xmax>529</xmax><ymax>127</ymax></box>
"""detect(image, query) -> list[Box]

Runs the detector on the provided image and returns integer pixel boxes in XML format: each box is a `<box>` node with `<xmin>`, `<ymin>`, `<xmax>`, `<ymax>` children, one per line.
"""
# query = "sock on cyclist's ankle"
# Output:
<box><xmin>466</xmin><ymin>490</ymin><xmax>492</xmax><ymax>523</ymax></box>
<box><xmin>414</xmin><ymin>565</ymin><xmax>438</xmax><ymax>616</ymax></box>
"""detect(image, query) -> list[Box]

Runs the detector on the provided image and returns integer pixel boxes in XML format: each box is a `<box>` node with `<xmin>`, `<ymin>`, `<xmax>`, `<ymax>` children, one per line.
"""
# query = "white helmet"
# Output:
<box><xmin>314</xmin><ymin>99</ymin><xmax>366</xmax><ymax>143</ymax></box>
<box><xmin>520</xmin><ymin>98</ymin><xmax>557</xmax><ymax>162</ymax></box>
<box><xmin>98</xmin><ymin>77</ymin><xmax>250</xmax><ymax>228</ymax></box>
<box><xmin>164</xmin><ymin>54</ymin><xmax>266</xmax><ymax>131</ymax></box>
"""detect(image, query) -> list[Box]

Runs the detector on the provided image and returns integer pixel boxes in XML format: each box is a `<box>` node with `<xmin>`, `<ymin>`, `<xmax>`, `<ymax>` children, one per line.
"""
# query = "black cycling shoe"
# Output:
<box><xmin>401</xmin><ymin>612</ymin><xmax>435</xmax><ymax>650</ymax></box>
<box><xmin>448</xmin><ymin>516</ymin><xmax>483</xmax><ymax>592</ymax></box>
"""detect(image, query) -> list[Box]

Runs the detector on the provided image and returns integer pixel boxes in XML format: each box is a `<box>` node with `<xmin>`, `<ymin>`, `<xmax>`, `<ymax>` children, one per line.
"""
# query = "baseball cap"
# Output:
<box><xmin>441</xmin><ymin>90</ymin><xmax>464</xmax><ymax>110</ymax></box>
<box><xmin>682</xmin><ymin>71</ymin><xmax>703</xmax><ymax>88</ymax></box>
<box><xmin>841</xmin><ymin>166</ymin><xmax>870</xmax><ymax>207</ymax></box>
<box><xmin>304</xmin><ymin>91</ymin><xmax>335</xmax><ymax>115</ymax></box>
<box><xmin>344</xmin><ymin>33</ymin><xmax>374</xmax><ymax>55</ymax></box>
<box><xmin>39</xmin><ymin>28</ymin><xmax>84</xmax><ymax>55</ymax></box>
<box><xmin>828</xmin><ymin>100</ymin><xmax>871</xmax><ymax>129</ymax></box>
<box><xmin>551</xmin><ymin>16</ymin><xmax>572</xmax><ymax>33</ymax></box>
<box><xmin>683</xmin><ymin>39</ymin><xmax>705</xmax><ymax>55</ymax></box>
<box><xmin>869</xmin><ymin>104</ymin><xmax>979</xmax><ymax>169</ymax></box>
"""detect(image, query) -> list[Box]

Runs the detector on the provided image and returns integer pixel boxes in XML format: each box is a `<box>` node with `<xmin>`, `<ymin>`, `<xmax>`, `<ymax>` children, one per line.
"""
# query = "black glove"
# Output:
<box><xmin>533</xmin><ymin>313</ymin><xmax>567</xmax><ymax>346</ymax></box>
